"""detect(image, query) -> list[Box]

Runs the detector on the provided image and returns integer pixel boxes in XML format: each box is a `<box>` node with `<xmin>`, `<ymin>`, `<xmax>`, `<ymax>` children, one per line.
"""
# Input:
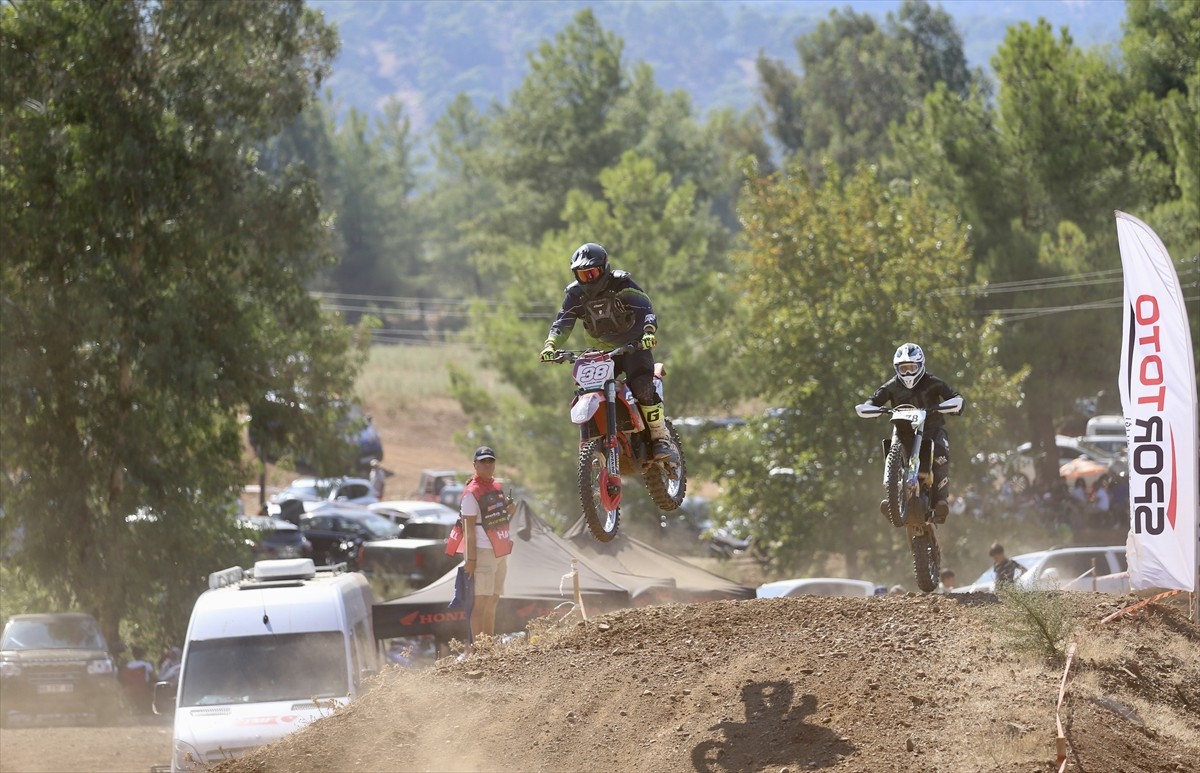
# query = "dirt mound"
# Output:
<box><xmin>218</xmin><ymin>593</ymin><xmax>1198</xmax><ymax>773</ymax></box>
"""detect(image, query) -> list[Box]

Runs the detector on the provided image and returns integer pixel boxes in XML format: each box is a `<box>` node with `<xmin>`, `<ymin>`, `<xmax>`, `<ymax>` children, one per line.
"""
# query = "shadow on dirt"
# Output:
<box><xmin>691</xmin><ymin>680</ymin><xmax>856</xmax><ymax>772</ymax></box>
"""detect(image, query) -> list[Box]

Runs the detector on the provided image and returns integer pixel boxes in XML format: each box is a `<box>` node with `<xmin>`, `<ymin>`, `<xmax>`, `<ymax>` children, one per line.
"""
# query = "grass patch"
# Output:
<box><xmin>356</xmin><ymin>344</ymin><xmax>520</xmax><ymax>416</ymax></box>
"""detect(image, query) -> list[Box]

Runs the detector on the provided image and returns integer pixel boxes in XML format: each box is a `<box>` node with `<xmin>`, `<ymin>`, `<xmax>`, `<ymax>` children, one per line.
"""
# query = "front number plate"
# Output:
<box><xmin>573</xmin><ymin>359</ymin><xmax>615</xmax><ymax>390</ymax></box>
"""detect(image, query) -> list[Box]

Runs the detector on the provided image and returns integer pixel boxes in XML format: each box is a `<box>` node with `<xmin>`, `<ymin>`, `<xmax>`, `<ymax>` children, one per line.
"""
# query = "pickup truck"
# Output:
<box><xmin>359</xmin><ymin>508</ymin><xmax>461</xmax><ymax>590</ymax></box>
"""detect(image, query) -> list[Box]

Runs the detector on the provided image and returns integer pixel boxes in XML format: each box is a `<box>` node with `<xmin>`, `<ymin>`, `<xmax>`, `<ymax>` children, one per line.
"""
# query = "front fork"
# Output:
<box><xmin>601</xmin><ymin>380</ymin><xmax>623</xmax><ymax>508</ymax></box>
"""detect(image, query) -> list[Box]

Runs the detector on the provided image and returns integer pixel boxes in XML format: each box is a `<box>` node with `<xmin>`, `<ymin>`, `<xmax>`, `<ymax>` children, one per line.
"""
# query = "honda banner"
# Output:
<box><xmin>1115</xmin><ymin>211</ymin><xmax>1197</xmax><ymax>593</ymax></box>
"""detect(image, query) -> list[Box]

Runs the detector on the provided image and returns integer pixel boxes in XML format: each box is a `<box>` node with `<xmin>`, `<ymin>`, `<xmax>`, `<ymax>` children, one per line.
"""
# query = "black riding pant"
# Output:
<box><xmin>613</xmin><ymin>348</ymin><xmax>658</xmax><ymax>407</ymax></box>
<box><xmin>920</xmin><ymin>427</ymin><xmax>951</xmax><ymax>504</ymax></box>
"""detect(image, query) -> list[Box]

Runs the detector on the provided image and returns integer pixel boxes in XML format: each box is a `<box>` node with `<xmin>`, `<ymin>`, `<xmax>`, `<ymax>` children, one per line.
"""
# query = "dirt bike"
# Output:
<box><xmin>547</xmin><ymin>343</ymin><xmax>686</xmax><ymax>542</ymax></box>
<box><xmin>856</xmin><ymin>402</ymin><xmax>956</xmax><ymax>593</ymax></box>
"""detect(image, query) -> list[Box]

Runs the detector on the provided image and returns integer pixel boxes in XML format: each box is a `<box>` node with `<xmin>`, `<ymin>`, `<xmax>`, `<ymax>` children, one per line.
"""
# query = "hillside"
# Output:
<box><xmin>310</xmin><ymin>0</ymin><xmax>1127</xmax><ymax>130</ymax></box>
<box><xmin>217</xmin><ymin>592</ymin><xmax>1198</xmax><ymax>773</ymax></box>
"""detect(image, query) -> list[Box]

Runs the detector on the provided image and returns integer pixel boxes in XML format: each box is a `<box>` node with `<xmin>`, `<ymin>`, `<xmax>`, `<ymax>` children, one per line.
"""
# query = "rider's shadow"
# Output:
<box><xmin>691</xmin><ymin>681</ymin><xmax>856</xmax><ymax>773</ymax></box>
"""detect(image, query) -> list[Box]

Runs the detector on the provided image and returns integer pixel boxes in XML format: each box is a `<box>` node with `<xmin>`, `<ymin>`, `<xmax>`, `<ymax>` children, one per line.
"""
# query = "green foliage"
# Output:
<box><xmin>758</xmin><ymin>0</ymin><xmax>976</xmax><ymax>170</ymax></box>
<box><xmin>887</xmin><ymin>8</ymin><xmax>1195</xmax><ymax>471</ymax></box>
<box><xmin>718</xmin><ymin>162</ymin><xmax>1024</xmax><ymax>572</ymax></box>
<box><xmin>993</xmin><ymin>585</ymin><xmax>1077</xmax><ymax>661</ymax></box>
<box><xmin>0</xmin><ymin>0</ymin><xmax>363</xmax><ymax>644</ymax></box>
<box><xmin>1121</xmin><ymin>0</ymin><xmax>1200</xmax><ymax>99</ymax></box>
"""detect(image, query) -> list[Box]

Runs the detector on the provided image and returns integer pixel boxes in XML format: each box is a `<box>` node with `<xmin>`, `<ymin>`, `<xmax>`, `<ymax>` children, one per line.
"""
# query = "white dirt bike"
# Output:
<box><xmin>856</xmin><ymin>402</ymin><xmax>956</xmax><ymax>593</ymax></box>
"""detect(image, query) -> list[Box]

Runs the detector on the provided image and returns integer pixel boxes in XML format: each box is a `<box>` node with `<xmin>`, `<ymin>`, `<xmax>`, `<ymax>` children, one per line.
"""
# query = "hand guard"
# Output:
<box><xmin>540</xmin><ymin>344</ymin><xmax>556</xmax><ymax>362</ymax></box>
<box><xmin>640</xmin><ymin>331</ymin><xmax>657</xmax><ymax>350</ymax></box>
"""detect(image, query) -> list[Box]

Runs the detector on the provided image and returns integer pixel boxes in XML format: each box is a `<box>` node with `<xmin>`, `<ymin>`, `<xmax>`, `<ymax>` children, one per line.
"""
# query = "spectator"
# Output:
<box><xmin>989</xmin><ymin>543</ymin><xmax>1025</xmax><ymax>588</ymax></box>
<box><xmin>158</xmin><ymin>646</ymin><xmax>182</xmax><ymax>683</ymax></box>
<box><xmin>121</xmin><ymin>645</ymin><xmax>155</xmax><ymax>715</ymax></box>
<box><xmin>445</xmin><ymin>446</ymin><xmax>516</xmax><ymax>656</ymax></box>
<box><xmin>1091</xmin><ymin>478</ymin><xmax>1111</xmax><ymax>512</ymax></box>
<box><xmin>939</xmin><ymin>569</ymin><xmax>956</xmax><ymax>593</ymax></box>
<box><xmin>368</xmin><ymin>458</ymin><xmax>387</xmax><ymax>499</ymax></box>
<box><xmin>1070</xmin><ymin>479</ymin><xmax>1088</xmax><ymax>503</ymax></box>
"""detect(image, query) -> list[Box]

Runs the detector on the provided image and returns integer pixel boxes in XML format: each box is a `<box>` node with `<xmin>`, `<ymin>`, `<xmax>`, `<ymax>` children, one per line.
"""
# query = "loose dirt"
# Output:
<box><xmin>3</xmin><ymin>593</ymin><xmax>1196</xmax><ymax>772</ymax></box>
<box><xmin>214</xmin><ymin>593</ymin><xmax>1199</xmax><ymax>773</ymax></box>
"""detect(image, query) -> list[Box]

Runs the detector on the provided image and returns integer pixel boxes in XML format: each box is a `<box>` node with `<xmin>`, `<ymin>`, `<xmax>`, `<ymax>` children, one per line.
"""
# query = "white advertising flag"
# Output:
<box><xmin>1115</xmin><ymin>211</ymin><xmax>1197</xmax><ymax>592</ymax></box>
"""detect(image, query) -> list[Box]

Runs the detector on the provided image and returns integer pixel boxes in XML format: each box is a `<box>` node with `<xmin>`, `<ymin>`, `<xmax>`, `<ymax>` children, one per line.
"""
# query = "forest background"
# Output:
<box><xmin>1</xmin><ymin>0</ymin><xmax>1197</xmax><ymax>650</ymax></box>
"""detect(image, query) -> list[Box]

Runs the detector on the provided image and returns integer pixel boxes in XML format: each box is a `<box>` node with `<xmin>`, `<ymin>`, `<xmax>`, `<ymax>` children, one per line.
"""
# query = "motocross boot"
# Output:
<box><xmin>933</xmin><ymin>499</ymin><xmax>949</xmax><ymax>524</ymax></box>
<box><xmin>639</xmin><ymin>402</ymin><xmax>680</xmax><ymax>465</ymax></box>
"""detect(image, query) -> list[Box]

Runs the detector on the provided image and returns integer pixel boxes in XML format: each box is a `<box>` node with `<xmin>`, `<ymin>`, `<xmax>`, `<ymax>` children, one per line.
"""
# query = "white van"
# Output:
<box><xmin>157</xmin><ymin>559</ymin><xmax>379</xmax><ymax>772</ymax></box>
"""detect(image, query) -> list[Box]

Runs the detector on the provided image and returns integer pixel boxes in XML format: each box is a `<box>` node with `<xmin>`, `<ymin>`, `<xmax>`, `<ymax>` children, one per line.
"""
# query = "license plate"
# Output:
<box><xmin>277</xmin><ymin>546</ymin><xmax>300</xmax><ymax>557</ymax></box>
<box><xmin>37</xmin><ymin>683</ymin><xmax>74</xmax><ymax>694</ymax></box>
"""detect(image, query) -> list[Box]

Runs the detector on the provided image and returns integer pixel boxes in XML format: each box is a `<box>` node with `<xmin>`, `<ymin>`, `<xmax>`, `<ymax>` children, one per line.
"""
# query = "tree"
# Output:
<box><xmin>717</xmin><ymin>162</ymin><xmax>1023</xmax><ymax>575</ymax></box>
<box><xmin>0</xmin><ymin>0</ymin><xmax>367</xmax><ymax>645</ymax></box>
<box><xmin>887</xmin><ymin>14</ymin><xmax>1189</xmax><ymax>474</ymax></box>
<box><xmin>1121</xmin><ymin>0</ymin><xmax>1200</xmax><ymax>100</ymax></box>
<box><xmin>757</xmin><ymin>0</ymin><xmax>975</xmax><ymax>169</ymax></box>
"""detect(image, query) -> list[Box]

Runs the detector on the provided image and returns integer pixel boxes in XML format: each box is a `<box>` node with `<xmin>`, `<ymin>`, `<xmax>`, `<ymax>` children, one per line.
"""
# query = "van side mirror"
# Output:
<box><xmin>152</xmin><ymin>680</ymin><xmax>177</xmax><ymax>716</ymax></box>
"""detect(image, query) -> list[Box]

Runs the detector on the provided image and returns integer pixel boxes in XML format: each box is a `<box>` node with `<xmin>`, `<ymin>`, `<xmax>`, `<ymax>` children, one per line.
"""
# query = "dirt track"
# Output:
<box><xmin>3</xmin><ymin>593</ymin><xmax>1196</xmax><ymax>773</ymax></box>
<box><xmin>230</xmin><ymin>594</ymin><xmax>1199</xmax><ymax>772</ymax></box>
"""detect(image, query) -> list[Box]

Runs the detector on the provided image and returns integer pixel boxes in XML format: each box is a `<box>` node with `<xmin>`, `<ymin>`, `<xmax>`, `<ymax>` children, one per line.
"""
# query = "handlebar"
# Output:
<box><xmin>856</xmin><ymin>401</ymin><xmax>958</xmax><ymax>417</ymax></box>
<box><xmin>543</xmin><ymin>342</ymin><xmax>640</xmax><ymax>364</ymax></box>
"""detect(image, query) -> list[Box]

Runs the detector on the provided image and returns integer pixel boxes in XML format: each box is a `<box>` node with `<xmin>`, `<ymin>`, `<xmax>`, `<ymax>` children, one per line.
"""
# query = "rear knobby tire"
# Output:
<box><xmin>883</xmin><ymin>442</ymin><xmax>907</xmax><ymax>528</ymax></box>
<box><xmin>644</xmin><ymin>421</ymin><xmax>687</xmax><ymax>511</ymax></box>
<box><xmin>910</xmin><ymin>531</ymin><xmax>941</xmax><ymax>593</ymax></box>
<box><xmin>579</xmin><ymin>438</ymin><xmax>620</xmax><ymax>542</ymax></box>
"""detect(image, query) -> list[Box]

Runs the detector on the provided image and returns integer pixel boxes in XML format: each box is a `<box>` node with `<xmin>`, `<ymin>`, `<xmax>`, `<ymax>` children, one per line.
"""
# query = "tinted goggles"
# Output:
<box><xmin>897</xmin><ymin>362</ymin><xmax>921</xmax><ymax>375</ymax></box>
<box><xmin>574</xmin><ymin>266</ymin><xmax>603</xmax><ymax>283</ymax></box>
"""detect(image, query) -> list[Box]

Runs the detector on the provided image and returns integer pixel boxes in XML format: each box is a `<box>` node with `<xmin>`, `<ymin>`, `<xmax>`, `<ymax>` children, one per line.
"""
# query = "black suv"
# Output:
<box><xmin>300</xmin><ymin>504</ymin><xmax>400</xmax><ymax>569</ymax></box>
<box><xmin>0</xmin><ymin>613</ymin><xmax>119</xmax><ymax>726</ymax></box>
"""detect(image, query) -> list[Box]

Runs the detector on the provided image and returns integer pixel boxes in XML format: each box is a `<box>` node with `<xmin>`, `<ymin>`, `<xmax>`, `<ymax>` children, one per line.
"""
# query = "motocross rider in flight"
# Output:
<box><xmin>856</xmin><ymin>343</ymin><xmax>964</xmax><ymax>523</ymax></box>
<box><xmin>540</xmin><ymin>243</ymin><xmax>679</xmax><ymax>465</ymax></box>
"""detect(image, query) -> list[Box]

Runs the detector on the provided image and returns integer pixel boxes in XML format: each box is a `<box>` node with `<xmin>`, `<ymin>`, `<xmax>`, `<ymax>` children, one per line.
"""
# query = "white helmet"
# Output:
<box><xmin>893</xmin><ymin>343</ymin><xmax>925</xmax><ymax>388</ymax></box>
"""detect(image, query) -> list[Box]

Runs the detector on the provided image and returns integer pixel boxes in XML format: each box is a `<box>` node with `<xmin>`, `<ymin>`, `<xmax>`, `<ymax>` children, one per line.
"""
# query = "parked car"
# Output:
<box><xmin>990</xmin><ymin>435</ymin><xmax>1120</xmax><ymax>493</ymax></box>
<box><xmin>369</xmin><ymin>500</ymin><xmax>459</xmax><ymax>527</ymax></box>
<box><xmin>756</xmin><ymin>578</ymin><xmax>877</xmax><ymax>598</ymax></box>
<box><xmin>299</xmin><ymin>504</ymin><xmax>401</xmax><ymax>569</ymax></box>
<box><xmin>414</xmin><ymin>469</ymin><xmax>463</xmax><ymax>502</ymax></box>
<box><xmin>359</xmin><ymin>507</ymin><xmax>460</xmax><ymax>588</ymax></box>
<box><xmin>267</xmin><ymin>477</ymin><xmax>379</xmax><ymax>517</ymax></box>
<box><xmin>237</xmin><ymin>516</ymin><xmax>313</xmax><ymax>560</ymax></box>
<box><xmin>954</xmin><ymin>545</ymin><xmax>1128</xmax><ymax>594</ymax></box>
<box><xmin>0</xmin><ymin>613</ymin><xmax>120</xmax><ymax>726</ymax></box>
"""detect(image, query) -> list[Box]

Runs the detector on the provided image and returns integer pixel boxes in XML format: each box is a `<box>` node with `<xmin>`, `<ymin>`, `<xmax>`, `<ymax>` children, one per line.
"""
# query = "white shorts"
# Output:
<box><xmin>473</xmin><ymin>549</ymin><xmax>507</xmax><ymax>597</ymax></box>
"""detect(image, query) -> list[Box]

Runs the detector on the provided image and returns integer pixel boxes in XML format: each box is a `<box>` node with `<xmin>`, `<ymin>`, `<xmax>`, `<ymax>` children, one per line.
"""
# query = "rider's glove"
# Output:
<box><xmin>640</xmin><ymin>330</ymin><xmax>657</xmax><ymax>351</ymax></box>
<box><xmin>540</xmin><ymin>343</ymin><xmax>556</xmax><ymax>362</ymax></box>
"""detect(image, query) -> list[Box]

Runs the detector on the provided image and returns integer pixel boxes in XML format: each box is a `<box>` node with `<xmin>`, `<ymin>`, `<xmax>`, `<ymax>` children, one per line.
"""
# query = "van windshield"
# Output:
<box><xmin>179</xmin><ymin>632</ymin><xmax>347</xmax><ymax>707</ymax></box>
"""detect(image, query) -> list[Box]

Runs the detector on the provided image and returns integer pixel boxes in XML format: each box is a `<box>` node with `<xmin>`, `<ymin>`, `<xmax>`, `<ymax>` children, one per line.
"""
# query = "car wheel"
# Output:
<box><xmin>1009</xmin><ymin>473</ymin><xmax>1030</xmax><ymax>494</ymax></box>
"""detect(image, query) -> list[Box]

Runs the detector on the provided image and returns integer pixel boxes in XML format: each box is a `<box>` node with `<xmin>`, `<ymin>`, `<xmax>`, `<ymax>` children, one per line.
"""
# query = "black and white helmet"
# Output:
<box><xmin>893</xmin><ymin>342</ymin><xmax>926</xmax><ymax>388</ymax></box>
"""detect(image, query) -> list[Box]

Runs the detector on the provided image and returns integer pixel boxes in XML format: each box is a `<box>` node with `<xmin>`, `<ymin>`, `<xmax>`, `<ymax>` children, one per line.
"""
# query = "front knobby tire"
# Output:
<box><xmin>644</xmin><ymin>421</ymin><xmax>687</xmax><ymax>511</ymax></box>
<box><xmin>579</xmin><ymin>438</ymin><xmax>620</xmax><ymax>542</ymax></box>
<box><xmin>883</xmin><ymin>442</ymin><xmax>907</xmax><ymax>528</ymax></box>
<box><xmin>910</xmin><ymin>530</ymin><xmax>941</xmax><ymax>593</ymax></box>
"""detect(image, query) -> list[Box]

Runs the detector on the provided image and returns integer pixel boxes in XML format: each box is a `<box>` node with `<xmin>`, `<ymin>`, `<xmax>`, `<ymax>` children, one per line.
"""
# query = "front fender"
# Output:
<box><xmin>570</xmin><ymin>393</ymin><xmax>602</xmax><ymax>425</ymax></box>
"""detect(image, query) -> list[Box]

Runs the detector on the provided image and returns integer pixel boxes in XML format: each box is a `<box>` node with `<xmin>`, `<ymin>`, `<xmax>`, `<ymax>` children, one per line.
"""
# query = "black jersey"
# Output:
<box><xmin>868</xmin><ymin>374</ymin><xmax>962</xmax><ymax>434</ymax></box>
<box><xmin>546</xmin><ymin>270</ymin><xmax>657</xmax><ymax>349</ymax></box>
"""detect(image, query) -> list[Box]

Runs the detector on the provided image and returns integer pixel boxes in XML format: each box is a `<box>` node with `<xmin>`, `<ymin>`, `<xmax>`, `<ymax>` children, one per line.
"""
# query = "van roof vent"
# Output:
<box><xmin>251</xmin><ymin>558</ymin><xmax>317</xmax><ymax>581</ymax></box>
